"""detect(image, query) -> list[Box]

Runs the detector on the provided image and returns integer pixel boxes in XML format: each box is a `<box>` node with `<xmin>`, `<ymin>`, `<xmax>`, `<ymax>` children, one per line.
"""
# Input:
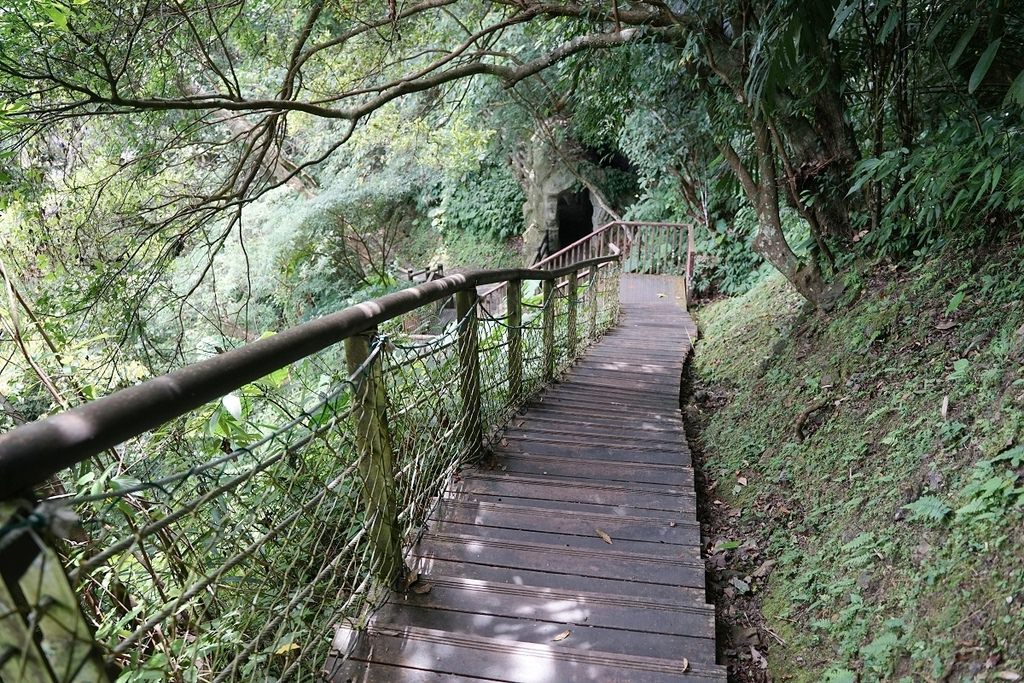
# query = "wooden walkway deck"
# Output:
<box><xmin>328</xmin><ymin>275</ymin><xmax>724</xmax><ymax>682</ymax></box>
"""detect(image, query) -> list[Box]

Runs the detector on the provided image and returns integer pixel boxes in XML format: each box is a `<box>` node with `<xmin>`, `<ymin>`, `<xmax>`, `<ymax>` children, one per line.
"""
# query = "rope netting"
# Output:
<box><xmin>0</xmin><ymin>262</ymin><xmax>620</xmax><ymax>683</ymax></box>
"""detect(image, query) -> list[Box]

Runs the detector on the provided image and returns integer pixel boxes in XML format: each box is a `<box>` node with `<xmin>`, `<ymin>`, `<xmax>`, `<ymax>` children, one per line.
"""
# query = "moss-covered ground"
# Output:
<box><xmin>693</xmin><ymin>236</ymin><xmax>1024</xmax><ymax>682</ymax></box>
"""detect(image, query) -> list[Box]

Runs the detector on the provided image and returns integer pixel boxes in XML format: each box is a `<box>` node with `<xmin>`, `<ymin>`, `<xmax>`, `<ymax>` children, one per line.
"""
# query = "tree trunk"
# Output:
<box><xmin>720</xmin><ymin>120</ymin><xmax>838</xmax><ymax>309</ymax></box>
<box><xmin>773</xmin><ymin>35</ymin><xmax>860</xmax><ymax>245</ymax></box>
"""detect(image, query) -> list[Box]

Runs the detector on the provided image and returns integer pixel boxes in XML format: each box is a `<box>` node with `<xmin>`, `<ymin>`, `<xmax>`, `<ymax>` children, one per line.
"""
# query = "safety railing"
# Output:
<box><xmin>0</xmin><ymin>257</ymin><xmax>621</xmax><ymax>683</ymax></box>
<box><xmin>480</xmin><ymin>220</ymin><xmax>695</xmax><ymax>314</ymax></box>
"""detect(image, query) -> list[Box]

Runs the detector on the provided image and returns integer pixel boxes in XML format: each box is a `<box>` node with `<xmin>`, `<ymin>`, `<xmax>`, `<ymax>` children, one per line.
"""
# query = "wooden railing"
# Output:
<box><xmin>0</xmin><ymin>255</ymin><xmax>622</xmax><ymax>683</ymax></box>
<box><xmin>481</xmin><ymin>220</ymin><xmax>695</xmax><ymax>314</ymax></box>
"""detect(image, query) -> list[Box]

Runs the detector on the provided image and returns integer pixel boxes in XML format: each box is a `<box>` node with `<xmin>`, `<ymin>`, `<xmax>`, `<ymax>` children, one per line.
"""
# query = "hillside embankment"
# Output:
<box><xmin>690</xmin><ymin>237</ymin><xmax>1024</xmax><ymax>682</ymax></box>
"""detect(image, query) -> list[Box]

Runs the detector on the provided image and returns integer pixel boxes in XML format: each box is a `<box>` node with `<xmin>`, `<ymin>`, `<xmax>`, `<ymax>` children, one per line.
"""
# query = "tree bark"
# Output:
<box><xmin>720</xmin><ymin>119</ymin><xmax>836</xmax><ymax>308</ymax></box>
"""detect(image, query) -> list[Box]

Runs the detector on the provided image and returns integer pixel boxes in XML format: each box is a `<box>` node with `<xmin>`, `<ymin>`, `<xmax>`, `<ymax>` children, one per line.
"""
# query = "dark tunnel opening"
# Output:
<box><xmin>555</xmin><ymin>189</ymin><xmax>593</xmax><ymax>250</ymax></box>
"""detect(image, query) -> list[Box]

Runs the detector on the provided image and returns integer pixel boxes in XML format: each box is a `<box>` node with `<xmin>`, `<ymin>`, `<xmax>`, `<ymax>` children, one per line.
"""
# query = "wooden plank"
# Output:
<box><xmin>512</xmin><ymin>424</ymin><xmax>687</xmax><ymax>447</ymax></box>
<box><xmin>536</xmin><ymin>388</ymin><xmax>680</xmax><ymax>411</ymax></box>
<box><xmin>530</xmin><ymin>393</ymin><xmax>682</xmax><ymax>416</ymax></box>
<box><xmin>494</xmin><ymin>439</ymin><xmax>689</xmax><ymax>466</ymax></box>
<box><xmin>501</xmin><ymin>433</ymin><xmax>688</xmax><ymax>456</ymax></box>
<box><xmin>518</xmin><ymin>407</ymin><xmax>686</xmax><ymax>430</ymax></box>
<box><xmin>389</xmin><ymin>577</ymin><xmax>715</xmax><ymax>638</ymax></box>
<box><xmin>427</xmin><ymin>518</ymin><xmax>696</xmax><ymax>555</ymax></box>
<box><xmin>489</xmin><ymin>451</ymin><xmax>692</xmax><ymax>486</ymax></box>
<box><xmin>327</xmin><ymin>625</ymin><xmax>726</xmax><ymax>683</ymax></box>
<box><xmin>372</xmin><ymin>604</ymin><xmax>717</xmax><ymax>663</ymax></box>
<box><xmin>417</xmin><ymin>533</ymin><xmax>704</xmax><ymax>583</ymax></box>
<box><xmin>432</xmin><ymin>499</ymin><xmax>698</xmax><ymax>544</ymax></box>
<box><xmin>452</xmin><ymin>473</ymin><xmax>692</xmax><ymax>511</ymax></box>
<box><xmin>515</xmin><ymin>411</ymin><xmax>686</xmax><ymax>433</ymax></box>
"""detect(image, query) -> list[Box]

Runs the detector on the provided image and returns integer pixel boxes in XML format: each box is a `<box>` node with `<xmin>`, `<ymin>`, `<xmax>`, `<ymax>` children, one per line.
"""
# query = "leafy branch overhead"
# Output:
<box><xmin>0</xmin><ymin>0</ymin><xmax>671</xmax><ymax>223</ymax></box>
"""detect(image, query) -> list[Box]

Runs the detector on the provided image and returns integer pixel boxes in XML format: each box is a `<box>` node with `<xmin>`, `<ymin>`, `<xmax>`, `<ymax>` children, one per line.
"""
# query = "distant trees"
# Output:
<box><xmin>2</xmin><ymin>0</ymin><xmax>1022</xmax><ymax>312</ymax></box>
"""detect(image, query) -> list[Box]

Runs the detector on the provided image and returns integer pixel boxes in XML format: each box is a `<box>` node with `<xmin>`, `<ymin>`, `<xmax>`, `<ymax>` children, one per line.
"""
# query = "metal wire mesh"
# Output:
<box><xmin>0</xmin><ymin>262</ymin><xmax>621</xmax><ymax>683</ymax></box>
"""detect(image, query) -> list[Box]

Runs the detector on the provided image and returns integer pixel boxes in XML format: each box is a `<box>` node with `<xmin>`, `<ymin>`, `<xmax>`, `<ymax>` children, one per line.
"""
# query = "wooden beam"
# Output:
<box><xmin>542</xmin><ymin>280</ymin><xmax>555</xmax><ymax>382</ymax></box>
<box><xmin>455</xmin><ymin>290</ymin><xmax>483</xmax><ymax>456</ymax></box>
<box><xmin>344</xmin><ymin>330</ymin><xmax>404</xmax><ymax>584</ymax></box>
<box><xmin>506</xmin><ymin>280</ymin><xmax>523</xmax><ymax>403</ymax></box>
<box><xmin>566</xmin><ymin>270</ymin><xmax>579</xmax><ymax>357</ymax></box>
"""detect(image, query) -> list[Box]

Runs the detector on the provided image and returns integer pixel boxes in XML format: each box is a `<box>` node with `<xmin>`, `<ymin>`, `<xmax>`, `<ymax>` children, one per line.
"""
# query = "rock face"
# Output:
<box><xmin>513</xmin><ymin>132</ymin><xmax>606</xmax><ymax>264</ymax></box>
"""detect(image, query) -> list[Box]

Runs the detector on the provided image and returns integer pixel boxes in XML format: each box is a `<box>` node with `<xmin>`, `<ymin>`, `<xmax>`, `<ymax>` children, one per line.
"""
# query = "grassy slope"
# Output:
<box><xmin>694</xmin><ymin>237</ymin><xmax>1024</xmax><ymax>682</ymax></box>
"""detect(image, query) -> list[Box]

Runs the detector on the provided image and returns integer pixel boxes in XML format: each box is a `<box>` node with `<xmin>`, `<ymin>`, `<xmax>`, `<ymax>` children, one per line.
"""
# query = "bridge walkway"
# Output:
<box><xmin>328</xmin><ymin>275</ymin><xmax>724</xmax><ymax>682</ymax></box>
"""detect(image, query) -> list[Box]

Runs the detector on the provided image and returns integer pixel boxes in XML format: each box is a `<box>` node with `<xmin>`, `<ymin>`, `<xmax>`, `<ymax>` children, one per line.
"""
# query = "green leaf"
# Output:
<box><xmin>43</xmin><ymin>3</ymin><xmax>69</xmax><ymax>30</ymax></box>
<box><xmin>878</xmin><ymin>10</ymin><xmax>900</xmax><ymax>43</ymax></box>
<box><xmin>968</xmin><ymin>39</ymin><xmax>1000</xmax><ymax>94</ymax></box>
<box><xmin>945</xmin><ymin>290</ymin><xmax>965</xmax><ymax>314</ymax></box>
<box><xmin>902</xmin><ymin>495</ymin><xmax>951</xmax><ymax>523</ymax></box>
<box><xmin>947</xmin><ymin>19</ymin><xmax>980</xmax><ymax>69</ymax></box>
<box><xmin>1006</xmin><ymin>69</ymin><xmax>1024</xmax><ymax>106</ymax></box>
<box><xmin>829</xmin><ymin>1</ymin><xmax>859</xmax><ymax>40</ymax></box>
<box><xmin>992</xmin><ymin>445</ymin><xmax>1024</xmax><ymax>467</ymax></box>
<box><xmin>926</xmin><ymin>5</ymin><xmax>957</xmax><ymax>47</ymax></box>
<box><xmin>823</xmin><ymin>668</ymin><xmax>858</xmax><ymax>683</ymax></box>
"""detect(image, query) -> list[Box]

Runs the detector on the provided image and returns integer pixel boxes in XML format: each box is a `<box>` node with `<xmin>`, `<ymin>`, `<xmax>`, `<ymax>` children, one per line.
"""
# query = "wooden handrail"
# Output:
<box><xmin>0</xmin><ymin>256</ymin><xmax>619</xmax><ymax>499</ymax></box>
<box><xmin>479</xmin><ymin>220</ymin><xmax>694</xmax><ymax>312</ymax></box>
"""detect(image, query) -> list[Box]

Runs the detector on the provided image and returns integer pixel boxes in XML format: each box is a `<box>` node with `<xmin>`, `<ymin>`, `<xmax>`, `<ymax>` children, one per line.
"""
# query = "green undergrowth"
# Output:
<box><xmin>396</xmin><ymin>218</ymin><xmax>522</xmax><ymax>272</ymax></box>
<box><xmin>695</xmin><ymin>237</ymin><xmax>1024</xmax><ymax>682</ymax></box>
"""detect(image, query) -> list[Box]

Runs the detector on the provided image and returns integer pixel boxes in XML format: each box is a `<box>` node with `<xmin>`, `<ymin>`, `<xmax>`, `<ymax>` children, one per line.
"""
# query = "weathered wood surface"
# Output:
<box><xmin>327</xmin><ymin>274</ymin><xmax>723</xmax><ymax>683</ymax></box>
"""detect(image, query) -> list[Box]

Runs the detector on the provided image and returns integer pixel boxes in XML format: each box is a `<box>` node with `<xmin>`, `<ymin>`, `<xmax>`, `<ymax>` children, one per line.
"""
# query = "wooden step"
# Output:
<box><xmin>432</xmin><ymin>499</ymin><xmax>700</xmax><ymax>547</ymax></box>
<box><xmin>488</xmin><ymin>450</ymin><xmax>693</xmax><ymax>486</ymax></box>
<box><xmin>532</xmin><ymin>390</ymin><xmax>682</xmax><ymax>414</ymax></box>
<box><xmin>327</xmin><ymin>624</ymin><xmax>727</xmax><ymax>683</ymax></box>
<box><xmin>512</xmin><ymin>423</ymin><xmax>688</xmax><ymax>447</ymax></box>
<box><xmin>452</xmin><ymin>472</ymin><xmax>694</xmax><ymax>512</ymax></box>
<box><xmin>415</xmin><ymin>533</ymin><xmax>705</xmax><ymax>589</ymax></box>
<box><xmin>518</xmin><ymin>407</ymin><xmax>687</xmax><ymax>431</ymax></box>
<box><xmin>497</xmin><ymin>436</ymin><xmax>689</xmax><ymax>466</ymax></box>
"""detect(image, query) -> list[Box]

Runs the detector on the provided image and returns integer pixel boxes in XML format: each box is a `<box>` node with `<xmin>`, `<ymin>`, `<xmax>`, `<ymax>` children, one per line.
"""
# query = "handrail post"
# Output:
<box><xmin>344</xmin><ymin>329</ymin><xmax>405</xmax><ymax>585</ymax></box>
<box><xmin>588</xmin><ymin>266</ymin><xmax>599</xmax><ymax>339</ymax></box>
<box><xmin>455</xmin><ymin>290</ymin><xmax>483</xmax><ymax>456</ymax></box>
<box><xmin>507</xmin><ymin>279</ymin><xmax>523</xmax><ymax>402</ymax></box>
<box><xmin>566</xmin><ymin>269</ymin><xmax>578</xmax><ymax>357</ymax></box>
<box><xmin>1</xmin><ymin>501</ymin><xmax>112</xmax><ymax>683</ymax></box>
<box><xmin>541</xmin><ymin>279</ymin><xmax>555</xmax><ymax>381</ymax></box>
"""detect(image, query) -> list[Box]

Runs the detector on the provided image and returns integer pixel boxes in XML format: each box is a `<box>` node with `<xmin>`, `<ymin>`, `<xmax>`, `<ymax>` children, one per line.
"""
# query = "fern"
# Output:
<box><xmin>902</xmin><ymin>495</ymin><xmax>952</xmax><ymax>524</ymax></box>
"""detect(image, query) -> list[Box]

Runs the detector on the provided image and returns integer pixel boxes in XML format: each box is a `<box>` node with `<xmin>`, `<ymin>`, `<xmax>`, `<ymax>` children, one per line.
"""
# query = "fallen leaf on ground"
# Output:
<box><xmin>751</xmin><ymin>560</ymin><xmax>776</xmax><ymax>578</ymax></box>
<box><xmin>729</xmin><ymin>577</ymin><xmax>751</xmax><ymax>594</ymax></box>
<box><xmin>595</xmin><ymin>528</ymin><xmax>612</xmax><ymax>544</ymax></box>
<box><xmin>412</xmin><ymin>582</ymin><xmax>432</xmax><ymax>595</ymax></box>
<box><xmin>941</xmin><ymin>395</ymin><xmax>949</xmax><ymax>420</ymax></box>
<box><xmin>553</xmin><ymin>629</ymin><xmax>571</xmax><ymax>641</ymax></box>
<box><xmin>996</xmin><ymin>672</ymin><xmax>1021</xmax><ymax>682</ymax></box>
<box><xmin>401</xmin><ymin>570</ymin><xmax>419</xmax><ymax>591</ymax></box>
<box><xmin>737</xmin><ymin>476</ymin><xmax>748</xmax><ymax>486</ymax></box>
<box><xmin>750</xmin><ymin>645</ymin><xmax>768</xmax><ymax>670</ymax></box>
<box><xmin>680</xmin><ymin>657</ymin><xmax>689</xmax><ymax>672</ymax></box>
<box><xmin>936</xmin><ymin>320</ymin><xmax>957</xmax><ymax>331</ymax></box>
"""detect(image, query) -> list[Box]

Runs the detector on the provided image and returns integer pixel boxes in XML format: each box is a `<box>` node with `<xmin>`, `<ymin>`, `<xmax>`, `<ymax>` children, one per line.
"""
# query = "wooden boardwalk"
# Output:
<box><xmin>328</xmin><ymin>275</ymin><xmax>724</xmax><ymax>682</ymax></box>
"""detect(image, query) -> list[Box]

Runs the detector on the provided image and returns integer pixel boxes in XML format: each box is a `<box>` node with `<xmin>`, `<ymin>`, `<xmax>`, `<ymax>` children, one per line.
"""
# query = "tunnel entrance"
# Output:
<box><xmin>555</xmin><ymin>189</ymin><xmax>593</xmax><ymax>250</ymax></box>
